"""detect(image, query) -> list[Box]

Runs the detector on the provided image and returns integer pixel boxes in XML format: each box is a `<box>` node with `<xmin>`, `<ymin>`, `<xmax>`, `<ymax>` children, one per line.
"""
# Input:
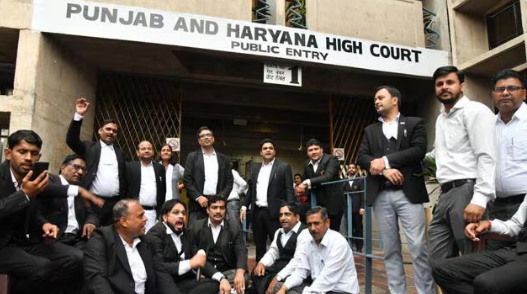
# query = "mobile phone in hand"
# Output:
<box><xmin>30</xmin><ymin>162</ymin><xmax>49</xmax><ymax>181</ymax></box>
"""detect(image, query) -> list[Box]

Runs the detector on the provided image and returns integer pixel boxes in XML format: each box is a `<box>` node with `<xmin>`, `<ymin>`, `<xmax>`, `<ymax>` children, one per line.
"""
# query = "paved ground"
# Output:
<box><xmin>246</xmin><ymin>243</ymin><xmax>419</xmax><ymax>294</ymax></box>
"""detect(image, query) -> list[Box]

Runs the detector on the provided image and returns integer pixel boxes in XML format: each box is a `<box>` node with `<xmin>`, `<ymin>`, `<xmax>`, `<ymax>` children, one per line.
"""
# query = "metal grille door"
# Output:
<box><xmin>95</xmin><ymin>74</ymin><xmax>182</xmax><ymax>161</ymax></box>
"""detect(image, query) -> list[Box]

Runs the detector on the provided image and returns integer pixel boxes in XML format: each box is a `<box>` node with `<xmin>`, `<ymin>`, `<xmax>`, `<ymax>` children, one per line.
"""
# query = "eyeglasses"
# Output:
<box><xmin>492</xmin><ymin>86</ymin><xmax>524</xmax><ymax>93</ymax></box>
<box><xmin>68</xmin><ymin>163</ymin><xmax>86</xmax><ymax>172</ymax></box>
<box><xmin>199</xmin><ymin>133</ymin><xmax>213</xmax><ymax>138</ymax></box>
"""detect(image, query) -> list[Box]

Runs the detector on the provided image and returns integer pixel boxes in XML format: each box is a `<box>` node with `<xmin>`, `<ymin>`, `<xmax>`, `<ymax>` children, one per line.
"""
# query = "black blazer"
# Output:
<box><xmin>36</xmin><ymin>174</ymin><xmax>99</xmax><ymax>240</ymax></box>
<box><xmin>183</xmin><ymin>150</ymin><xmax>233</xmax><ymax>212</ymax></box>
<box><xmin>0</xmin><ymin>160</ymin><xmax>70</xmax><ymax>248</ymax></box>
<box><xmin>125</xmin><ymin>161</ymin><xmax>166</xmax><ymax>214</ymax></box>
<box><xmin>343</xmin><ymin>177</ymin><xmax>365</xmax><ymax>213</ymax></box>
<box><xmin>357</xmin><ymin>115</ymin><xmax>428</xmax><ymax>206</ymax></box>
<box><xmin>83</xmin><ymin>225</ymin><xmax>180</xmax><ymax>294</ymax></box>
<box><xmin>188</xmin><ymin>218</ymin><xmax>247</xmax><ymax>277</ymax></box>
<box><xmin>303</xmin><ymin>153</ymin><xmax>344</xmax><ymax>215</ymax></box>
<box><xmin>243</xmin><ymin>159</ymin><xmax>294</xmax><ymax>219</ymax></box>
<box><xmin>147</xmin><ymin>222</ymin><xmax>195</xmax><ymax>282</ymax></box>
<box><xmin>66</xmin><ymin>119</ymin><xmax>127</xmax><ymax>196</ymax></box>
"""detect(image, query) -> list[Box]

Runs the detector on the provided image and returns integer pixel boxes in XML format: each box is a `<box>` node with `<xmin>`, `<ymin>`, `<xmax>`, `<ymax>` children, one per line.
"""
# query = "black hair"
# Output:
<box><xmin>207</xmin><ymin>195</ymin><xmax>227</xmax><ymax>207</ymax></box>
<box><xmin>8</xmin><ymin>130</ymin><xmax>43</xmax><ymax>149</ymax></box>
<box><xmin>432</xmin><ymin>66</ymin><xmax>465</xmax><ymax>84</ymax></box>
<box><xmin>259</xmin><ymin>138</ymin><xmax>275</xmax><ymax>150</ymax></box>
<box><xmin>101</xmin><ymin>119</ymin><xmax>118</xmax><ymax>128</ymax></box>
<box><xmin>159</xmin><ymin>199</ymin><xmax>187</xmax><ymax>220</ymax></box>
<box><xmin>492</xmin><ymin>69</ymin><xmax>527</xmax><ymax>89</ymax></box>
<box><xmin>305</xmin><ymin>138</ymin><xmax>321</xmax><ymax>148</ymax></box>
<box><xmin>197</xmin><ymin>126</ymin><xmax>213</xmax><ymax>138</ymax></box>
<box><xmin>375</xmin><ymin>85</ymin><xmax>402</xmax><ymax>108</ymax></box>
<box><xmin>61</xmin><ymin>154</ymin><xmax>85</xmax><ymax>166</ymax></box>
<box><xmin>280</xmin><ymin>202</ymin><xmax>301</xmax><ymax>216</ymax></box>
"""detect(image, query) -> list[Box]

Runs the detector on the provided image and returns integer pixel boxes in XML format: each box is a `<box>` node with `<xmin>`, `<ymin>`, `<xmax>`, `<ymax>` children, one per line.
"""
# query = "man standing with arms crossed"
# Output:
<box><xmin>427</xmin><ymin>66</ymin><xmax>497</xmax><ymax>262</ymax></box>
<box><xmin>358</xmin><ymin>85</ymin><xmax>434</xmax><ymax>294</ymax></box>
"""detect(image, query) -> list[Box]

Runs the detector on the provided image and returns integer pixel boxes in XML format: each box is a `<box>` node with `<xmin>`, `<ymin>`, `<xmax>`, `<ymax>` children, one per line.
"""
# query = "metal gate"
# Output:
<box><xmin>94</xmin><ymin>74</ymin><xmax>182</xmax><ymax>161</ymax></box>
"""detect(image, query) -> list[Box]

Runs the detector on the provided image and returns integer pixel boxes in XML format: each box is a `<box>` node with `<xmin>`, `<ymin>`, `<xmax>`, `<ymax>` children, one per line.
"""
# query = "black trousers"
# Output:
<box><xmin>93</xmin><ymin>196</ymin><xmax>119</xmax><ymax>226</ymax></box>
<box><xmin>351</xmin><ymin>211</ymin><xmax>363</xmax><ymax>250</ymax></box>
<box><xmin>433</xmin><ymin>246</ymin><xmax>527</xmax><ymax>294</ymax></box>
<box><xmin>328</xmin><ymin>211</ymin><xmax>343</xmax><ymax>232</ymax></box>
<box><xmin>252</xmin><ymin>206</ymin><xmax>280</xmax><ymax>262</ymax></box>
<box><xmin>0</xmin><ymin>242</ymin><xmax>83</xmax><ymax>294</ymax></box>
<box><xmin>177</xmin><ymin>277</ymin><xmax>218</xmax><ymax>294</ymax></box>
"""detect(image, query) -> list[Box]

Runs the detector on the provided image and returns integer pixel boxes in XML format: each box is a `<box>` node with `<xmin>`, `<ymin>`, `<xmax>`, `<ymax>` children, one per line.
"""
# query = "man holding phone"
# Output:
<box><xmin>0</xmin><ymin>130</ymin><xmax>84</xmax><ymax>294</ymax></box>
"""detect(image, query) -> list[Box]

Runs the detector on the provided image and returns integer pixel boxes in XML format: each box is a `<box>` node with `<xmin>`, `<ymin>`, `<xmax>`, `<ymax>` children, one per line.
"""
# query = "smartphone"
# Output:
<box><xmin>30</xmin><ymin>162</ymin><xmax>49</xmax><ymax>181</ymax></box>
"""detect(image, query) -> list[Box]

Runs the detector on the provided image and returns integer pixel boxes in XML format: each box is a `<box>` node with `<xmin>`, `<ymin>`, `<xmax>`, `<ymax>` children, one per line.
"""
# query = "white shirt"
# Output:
<box><xmin>303</xmin><ymin>159</ymin><xmax>320</xmax><ymax>189</ymax></box>
<box><xmin>256</xmin><ymin>159</ymin><xmax>275</xmax><ymax>207</ymax></box>
<box><xmin>489</xmin><ymin>194</ymin><xmax>527</xmax><ymax>237</ymax></box>
<box><xmin>164</xmin><ymin>164</ymin><xmax>185</xmax><ymax>202</ymax></box>
<box><xmin>202</xmin><ymin>150</ymin><xmax>219</xmax><ymax>196</ymax></box>
<box><xmin>138</xmin><ymin>162</ymin><xmax>157</xmax><ymax>207</ymax></box>
<box><xmin>163</xmin><ymin>223</ymin><xmax>191</xmax><ymax>275</ymax></box>
<box><xmin>59</xmin><ymin>175</ymin><xmax>79</xmax><ymax>233</ymax></box>
<box><xmin>120</xmin><ymin>236</ymin><xmax>147</xmax><ymax>294</ymax></box>
<box><xmin>284</xmin><ymin>229</ymin><xmax>359</xmax><ymax>294</ymax></box>
<box><xmin>228</xmin><ymin>169</ymin><xmax>247</xmax><ymax>201</ymax></box>
<box><xmin>259</xmin><ymin>222</ymin><xmax>310</xmax><ymax>281</ymax></box>
<box><xmin>90</xmin><ymin>141</ymin><xmax>120</xmax><ymax>197</ymax></box>
<box><xmin>378</xmin><ymin>112</ymin><xmax>401</xmax><ymax>169</ymax></box>
<box><xmin>495</xmin><ymin>103</ymin><xmax>527</xmax><ymax>198</ymax></box>
<box><xmin>428</xmin><ymin>96</ymin><xmax>497</xmax><ymax>208</ymax></box>
<box><xmin>208</xmin><ymin>218</ymin><xmax>224</xmax><ymax>244</ymax></box>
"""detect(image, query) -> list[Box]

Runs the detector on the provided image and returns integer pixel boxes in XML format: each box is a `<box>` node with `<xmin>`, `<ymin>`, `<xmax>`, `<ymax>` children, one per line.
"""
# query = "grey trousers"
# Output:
<box><xmin>428</xmin><ymin>182</ymin><xmax>474</xmax><ymax>264</ymax></box>
<box><xmin>373</xmin><ymin>189</ymin><xmax>435</xmax><ymax>294</ymax></box>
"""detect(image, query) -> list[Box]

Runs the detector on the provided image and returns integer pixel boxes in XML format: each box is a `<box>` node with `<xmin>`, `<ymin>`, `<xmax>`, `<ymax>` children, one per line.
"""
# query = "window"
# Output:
<box><xmin>487</xmin><ymin>1</ymin><xmax>523</xmax><ymax>49</ymax></box>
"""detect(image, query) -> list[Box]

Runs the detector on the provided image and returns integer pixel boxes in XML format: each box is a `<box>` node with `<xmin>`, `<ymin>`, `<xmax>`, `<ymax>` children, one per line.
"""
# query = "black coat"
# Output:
<box><xmin>183</xmin><ymin>149</ymin><xmax>233</xmax><ymax>212</ymax></box>
<box><xmin>243</xmin><ymin>159</ymin><xmax>294</xmax><ymax>219</ymax></box>
<box><xmin>188</xmin><ymin>218</ymin><xmax>247</xmax><ymax>277</ymax></box>
<box><xmin>125</xmin><ymin>161</ymin><xmax>166</xmax><ymax>214</ymax></box>
<box><xmin>146</xmin><ymin>222</ymin><xmax>195</xmax><ymax>282</ymax></box>
<box><xmin>343</xmin><ymin>177</ymin><xmax>365</xmax><ymax>213</ymax></box>
<box><xmin>83</xmin><ymin>225</ymin><xmax>181</xmax><ymax>294</ymax></box>
<box><xmin>0</xmin><ymin>160</ymin><xmax>70</xmax><ymax>248</ymax></box>
<box><xmin>36</xmin><ymin>174</ymin><xmax>99</xmax><ymax>239</ymax></box>
<box><xmin>303</xmin><ymin>153</ymin><xmax>344</xmax><ymax>215</ymax></box>
<box><xmin>357</xmin><ymin>115</ymin><xmax>429</xmax><ymax>206</ymax></box>
<box><xmin>66</xmin><ymin>119</ymin><xmax>127</xmax><ymax>196</ymax></box>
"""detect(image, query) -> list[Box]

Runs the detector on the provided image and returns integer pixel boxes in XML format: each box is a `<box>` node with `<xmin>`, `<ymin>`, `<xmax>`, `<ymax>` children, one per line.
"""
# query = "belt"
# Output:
<box><xmin>441</xmin><ymin>179</ymin><xmax>475</xmax><ymax>194</ymax></box>
<box><xmin>142</xmin><ymin>205</ymin><xmax>156</xmax><ymax>210</ymax></box>
<box><xmin>495</xmin><ymin>194</ymin><xmax>526</xmax><ymax>204</ymax></box>
<box><xmin>227</xmin><ymin>199</ymin><xmax>240</xmax><ymax>203</ymax></box>
<box><xmin>382</xmin><ymin>182</ymin><xmax>402</xmax><ymax>190</ymax></box>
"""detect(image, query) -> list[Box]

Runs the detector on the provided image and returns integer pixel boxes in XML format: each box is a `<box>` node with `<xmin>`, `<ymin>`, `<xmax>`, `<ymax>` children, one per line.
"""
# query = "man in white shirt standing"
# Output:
<box><xmin>66</xmin><ymin>98</ymin><xmax>127</xmax><ymax>226</ymax></box>
<box><xmin>126</xmin><ymin>141</ymin><xmax>166</xmax><ymax>232</ymax></box>
<box><xmin>277</xmin><ymin>206</ymin><xmax>359</xmax><ymax>294</ymax></box>
<box><xmin>427</xmin><ymin>66</ymin><xmax>497</xmax><ymax>263</ymax></box>
<box><xmin>227</xmin><ymin>168</ymin><xmax>247</xmax><ymax>222</ymax></box>
<box><xmin>183</xmin><ymin>127</ymin><xmax>233</xmax><ymax>223</ymax></box>
<box><xmin>488</xmin><ymin>69</ymin><xmax>527</xmax><ymax>250</ymax></box>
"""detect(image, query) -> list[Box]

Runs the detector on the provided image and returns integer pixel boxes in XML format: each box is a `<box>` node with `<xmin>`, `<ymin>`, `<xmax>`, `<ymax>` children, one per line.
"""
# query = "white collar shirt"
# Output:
<box><xmin>60</xmin><ymin>175</ymin><xmax>79</xmax><ymax>233</ymax></box>
<box><xmin>138</xmin><ymin>161</ymin><xmax>157</xmax><ymax>207</ymax></box>
<box><xmin>202</xmin><ymin>149</ymin><xmax>219</xmax><ymax>196</ymax></box>
<box><xmin>431</xmin><ymin>96</ymin><xmax>497</xmax><ymax>208</ymax></box>
<box><xmin>90</xmin><ymin>141</ymin><xmax>120</xmax><ymax>197</ymax></box>
<box><xmin>495</xmin><ymin>102</ymin><xmax>527</xmax><ymax>198</ymax></box>
<box><xmin>256</xmin><ymin>159</ymin><xmax>275</xmax><ymax>207</ymax></box>
<box><xmin>228</xmin><ymin>169</ymin><xmax>248</xmax><ymax>201</ymax></box>
<box><xmin>283</xmin><ymin>229</ymin><xmax>359</xmax><ymax>294</ymax></box>
<box><xmin>378</xmin><ymin>112</ymin><xmax>400</xmax><ymax>140</ymax></box>
<box><xmin>120</xmin><ymin>236</ymin><xmax>147</xmax><ymax>294</ymax></box>
<box><xmin>208</xmin><ymin>218</ymin><xmax>224</xmax><ymax>244</ymax></box>
<box><xmin>163</xmin><ymin>223</ymin><xmax>192</xmax><ymax>275</ymax></box>
<box><xmin>164</xmin><ymin>164</ymin><xmax>174</xmax><ymax>202</ymax></box>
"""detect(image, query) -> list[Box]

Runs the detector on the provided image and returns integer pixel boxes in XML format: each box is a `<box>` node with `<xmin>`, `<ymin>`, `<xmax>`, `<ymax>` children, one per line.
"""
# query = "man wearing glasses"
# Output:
<box><xmin>486</xmin><ymin>69</ymin><xmax>527</xmax><ymax>249</ymax></box>
<box><xmin>183</xmin><ymin>127</ymin><xmax>233</xmax><ymax>223</ymax></box>
<box><xmin>36</xmin><ymin>154</ymin><xmax>99</xmax><ymax>249</ymax></box>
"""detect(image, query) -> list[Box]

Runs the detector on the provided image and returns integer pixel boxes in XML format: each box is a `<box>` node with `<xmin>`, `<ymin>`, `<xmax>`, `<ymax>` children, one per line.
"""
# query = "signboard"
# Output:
<box><xmin>31</xmin><ymin>0</ymin><xmax>450</xmax><ymax>77</ymax></box>
<box><xmin>333</xmin><ymin>148</ymin><xmax>345</xmax><ymax>161</ymax></box>
<box><xmin>264</xmin><ymin>63</ymin><xmax>302</xmax><ymax>87</ymax></box>
<box><xmin>165</xmin><ymin>138</ymin><xmax>180</xmax><ymax>152</ymax></box>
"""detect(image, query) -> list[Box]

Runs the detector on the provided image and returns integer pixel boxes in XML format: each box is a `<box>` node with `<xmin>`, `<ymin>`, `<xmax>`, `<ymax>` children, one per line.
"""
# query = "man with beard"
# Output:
<box><xmin>84</xmin><ymin>199</ymin><xmax>181</xmax><ymax>294</ymax></box>
<box><xmin>67</xmin><ymin>98</ymin><xmax>127</xmax><ymax>226</ymax></box>
<box><xmin>183</xmin><ymin>127</ymin><xmax>233</xmax><ymax>223</ymax></box>
<box><xmin>427</xmin><ymin>66</ymin><xmax>497</xmax><ymax>262</ymax></box>
<box><xmin>251</xmin><ymin>203</ymin><xmax>309</xmax><ymax>294</ymax></box>
<box><xmin>126</xmin><ymin>141</ymin><xmax>166</xmax><ymax>232</ymax></box>
<box><xmin>358</xmin><ymin>86</ymin><xmax>434</xmax><ymax>294</ymax></box>
<box><xmin>189</xmin><ymin>195</ymin><xmax>247</xmax><ymax>294</ymax></box>
<box><xmin>147</xmin><ymin>199</ymin><xmax>225</xmax><ymax>294</ymax></box>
